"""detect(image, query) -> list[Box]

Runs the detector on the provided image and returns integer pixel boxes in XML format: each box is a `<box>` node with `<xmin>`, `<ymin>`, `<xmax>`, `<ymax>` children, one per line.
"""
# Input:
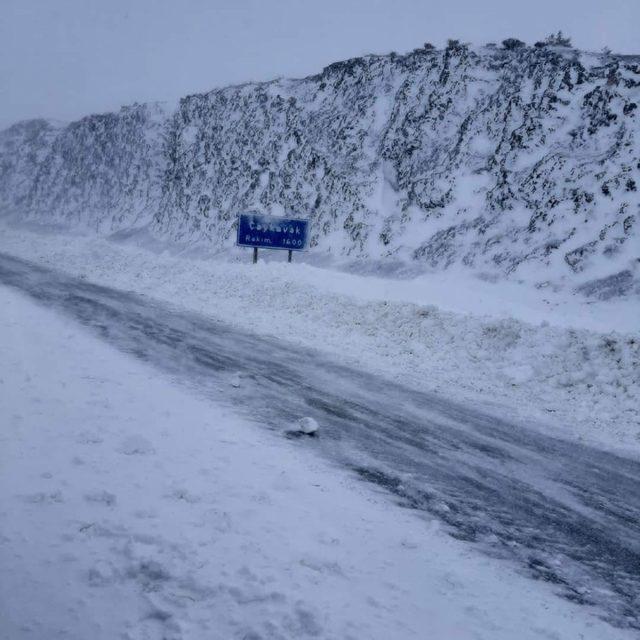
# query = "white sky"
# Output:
<box><xmin>1</xmin><ymin>0</ymin><xmax>638</xmax><ymax>129</ymax></box>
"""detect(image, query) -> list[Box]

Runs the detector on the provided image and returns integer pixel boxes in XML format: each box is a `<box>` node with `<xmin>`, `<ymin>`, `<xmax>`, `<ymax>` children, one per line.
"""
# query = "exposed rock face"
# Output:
<box><xmin>1</xmin><ymin>44</ymin><xmax>638</xmax><ymax>284</ymax></box>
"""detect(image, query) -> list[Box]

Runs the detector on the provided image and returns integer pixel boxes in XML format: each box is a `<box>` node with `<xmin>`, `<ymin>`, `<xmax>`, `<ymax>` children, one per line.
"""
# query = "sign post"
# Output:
<box><xmin>237</xmin><ymin>212</ymin><xmax>309</xmax><ymax>263</ymax></box>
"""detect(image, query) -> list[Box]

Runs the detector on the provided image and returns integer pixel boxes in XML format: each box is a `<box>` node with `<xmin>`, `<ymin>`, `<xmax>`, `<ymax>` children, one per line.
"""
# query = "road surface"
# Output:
<box><xmin>1</xmin><ymin>252</ymin><xmax>639</xmax><ymax>631</ymax></box>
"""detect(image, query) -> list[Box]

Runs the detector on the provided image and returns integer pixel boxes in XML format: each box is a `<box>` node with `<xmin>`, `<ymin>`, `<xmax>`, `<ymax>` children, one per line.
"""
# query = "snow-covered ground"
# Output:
<box><xmin>1</xmin><ymin>284</ymin><xmax>636</xmax><ymax>640</ymax></box>
<box><xmin>1</xmin><ymin>221</ymin><xmax>638</xmax><ymax>456</ymax></box>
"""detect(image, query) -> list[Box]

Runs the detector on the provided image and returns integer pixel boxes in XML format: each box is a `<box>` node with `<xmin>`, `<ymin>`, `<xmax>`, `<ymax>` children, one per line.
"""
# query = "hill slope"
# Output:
<box><xmin>1</xmin><ymin>44</ymin><xmax>638</xmax><ymax>292</ymax></box>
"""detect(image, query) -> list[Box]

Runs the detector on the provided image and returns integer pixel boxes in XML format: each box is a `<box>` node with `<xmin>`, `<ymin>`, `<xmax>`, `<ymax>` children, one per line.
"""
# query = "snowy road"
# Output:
<box><xmin>1</xmin><ymin>252</ymin><xmax>639</xmax><ymax>631</ymax></box>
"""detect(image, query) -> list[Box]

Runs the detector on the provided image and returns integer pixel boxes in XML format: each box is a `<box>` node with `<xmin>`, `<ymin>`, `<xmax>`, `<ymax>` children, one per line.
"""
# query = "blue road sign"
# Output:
<box><xmin>237</xmin><ymin>213</ymin><xmax>309</xmax><ymax>252</ymax></box>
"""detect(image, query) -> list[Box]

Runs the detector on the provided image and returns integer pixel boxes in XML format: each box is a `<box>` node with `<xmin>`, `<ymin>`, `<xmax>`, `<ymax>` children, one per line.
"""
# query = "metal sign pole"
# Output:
<box><xmin>287</xmin><ymin>250</ymin><xmax>292</xmax><ymax>263</ymax></box>
<box><xmin>253</xmin><ymin>247</ymin><xmax>258</xmax><ymax>264</ymax></box>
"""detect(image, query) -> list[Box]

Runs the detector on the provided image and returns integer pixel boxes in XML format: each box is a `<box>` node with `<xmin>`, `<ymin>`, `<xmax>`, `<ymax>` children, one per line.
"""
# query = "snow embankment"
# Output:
<box><xmin>1</xmin><ymin>222</ymin><xmax>639</xmax><ymax>456</ymax></box>
<box><xmin>0</xmin><ymin>285</ymin><xmax>634</xmax><ymax>640</ymax></box>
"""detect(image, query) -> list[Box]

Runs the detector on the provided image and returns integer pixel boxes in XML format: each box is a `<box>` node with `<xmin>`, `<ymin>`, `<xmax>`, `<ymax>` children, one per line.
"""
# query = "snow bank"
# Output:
<box><xmin>1</xmin><ymin>222</ymin><xmax>639</xmax><ymax>456</ymax></box>
<box><xmin>0</xmin><ymin>285</ymin><xmax>634</xmax><ymax>639</ymax></box>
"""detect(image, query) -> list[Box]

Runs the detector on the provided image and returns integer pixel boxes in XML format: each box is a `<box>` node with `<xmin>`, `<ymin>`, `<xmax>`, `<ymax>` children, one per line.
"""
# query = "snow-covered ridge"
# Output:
<box><xmin>0</xmin><ymin>44</ymin><xmax>639</xmax><ymax>291</ymax></box>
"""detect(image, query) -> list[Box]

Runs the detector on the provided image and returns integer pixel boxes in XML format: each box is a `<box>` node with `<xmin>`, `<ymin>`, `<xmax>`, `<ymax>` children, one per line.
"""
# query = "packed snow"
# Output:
<box><xmin>1</xmin><ymin>285</ymin><xmax>635</xmax><ymax>640</ymax></box>
<box><xmin>1</xmin><ymin>222</ymin><xmax>638</xmax><ymax>457</ymax></box>
<box><xmin>294</xmin><ymin>417</ymin><xmax>320</xmax><ymax>436</ymax></box>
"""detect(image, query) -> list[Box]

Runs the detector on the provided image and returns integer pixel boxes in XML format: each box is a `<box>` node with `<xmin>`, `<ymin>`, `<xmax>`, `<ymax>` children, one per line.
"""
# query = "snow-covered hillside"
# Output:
<box><xmin>0</xmin><ymin>43</ymin><xmax>639</xmax><ymax>291</ymax></box>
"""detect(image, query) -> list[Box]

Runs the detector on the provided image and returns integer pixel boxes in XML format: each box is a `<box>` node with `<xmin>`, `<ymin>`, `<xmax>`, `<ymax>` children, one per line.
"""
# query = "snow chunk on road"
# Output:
<box><xmin>295</xmin><ymin>416</ymin><xmax>319</xmax><ymax>435</ymax></box>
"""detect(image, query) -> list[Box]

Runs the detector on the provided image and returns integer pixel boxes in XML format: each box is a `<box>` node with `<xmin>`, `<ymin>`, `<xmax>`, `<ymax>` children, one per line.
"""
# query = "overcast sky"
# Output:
<box><xmin>1</xmin><ymin>0</ymin><xmax>638</xmax><ymax>129</ymax></box>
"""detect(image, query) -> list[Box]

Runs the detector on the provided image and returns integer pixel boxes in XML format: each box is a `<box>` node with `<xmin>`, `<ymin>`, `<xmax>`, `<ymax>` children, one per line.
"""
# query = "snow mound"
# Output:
<box><xmin>295</xmin><ymin>417</ymin><xmax>319</xmax><ymax>435</ymax></box>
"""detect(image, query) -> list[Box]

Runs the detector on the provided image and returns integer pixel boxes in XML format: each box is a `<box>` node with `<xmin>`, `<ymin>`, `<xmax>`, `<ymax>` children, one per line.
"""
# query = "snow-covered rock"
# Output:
<box><xmin>295</xmin><ymin>417</ymin><xmax>320</xmax><ymax>435</ymax></box>
<box><xmin>0</xmin><ymin>44</ymin><xmax>638</xmax><ymax>291</ymax></box>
